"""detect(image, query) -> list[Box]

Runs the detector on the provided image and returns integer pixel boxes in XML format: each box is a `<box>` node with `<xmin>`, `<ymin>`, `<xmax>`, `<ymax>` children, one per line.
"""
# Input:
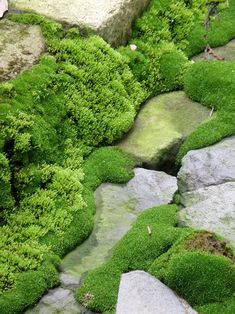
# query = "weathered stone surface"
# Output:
<box><xmin>25</xmin><ymin>287</ymin><xmax>88</xmax><ymax>314</ymax></box>
<box><xmin>178</xmin><ymin>136</ymin><xmax>235</xmax><ymax>193</ymax></box>
<box><xmin>193</xmin><ymin>39</ymin><xmax>235</xmax><ymax>62</ymax></box>
<box><xmin>116</xmin><ymin>271</ymin><xmax>197</xmax><ymax>314</ymax></box>
<box><xmin>118</xmin><ymin>92</ymin><xmax>210</xmax><ymax>168</ymax></box>
<box><xmin>96</xmin><ymin>168</ymin><xmax>177</xmax><ymax>213</ymax></box>
<box><xmin>61</xmin><ymin>168</ymin><xmax>177</xmax><ymax>281</ymax></box>
<box><xmin>60</xmin><ymin>273</ymin><xmax>80</xmax><ymax>288</ymax></box>
<box><xmin>10</xmin><ymin>0</ymin><xmax>150</xmax><ymax>46</ymax></box>
<box><xmin>179</xmin><ymin>182</ymin><xmax>235</xmax><ymax>247</ymax></box>
<box><xmin>0</xmin><ymin>19</ymin><xmax>45</xmax><ymax>82</ymax></box>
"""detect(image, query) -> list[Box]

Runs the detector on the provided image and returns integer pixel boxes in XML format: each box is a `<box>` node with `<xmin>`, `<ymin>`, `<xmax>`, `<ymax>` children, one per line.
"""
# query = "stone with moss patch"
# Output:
<box><xmin>117</xmin><ymin>91</ymin><xmax>210</xmax><ymax>168</ymax></box>
<box><xmin>0</xmin><ymin>19</ymin><xmax>45</xmax><ymax>81</ymax></box>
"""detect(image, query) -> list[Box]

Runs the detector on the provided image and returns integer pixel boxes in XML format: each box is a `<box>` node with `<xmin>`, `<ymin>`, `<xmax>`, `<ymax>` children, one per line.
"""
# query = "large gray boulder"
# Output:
<box><xmin>178</xmin><ymin>136</ymin><xmax>235</xmax><ymax>247</ymax></box>
<box><xmin>178</xmin><ymin>136</ymin><xmax>235</xmax><ymax>193</ymax></box>
<box><xmin>117</xmin><ymin>92</ymin><xmax>210</xmax><ymax>168</ymax></box>
<box><xmin>0</xmin><ymin>19</ymin><xmax>45</xmax><ymax>82</ymax></box>
<box><xmin>179</xmin><ymin>182</ymin><xmax>235</xmax><ymax>247</ymax></box>
<box><xmin>116</xmin><ymin>271</ymin><xmax>197</xmax><ymax>314</ymax></box>
<box><xmin>10</xmin><ymin>0</ymin><xmax>150</xmax><ymax>46</ymax></box>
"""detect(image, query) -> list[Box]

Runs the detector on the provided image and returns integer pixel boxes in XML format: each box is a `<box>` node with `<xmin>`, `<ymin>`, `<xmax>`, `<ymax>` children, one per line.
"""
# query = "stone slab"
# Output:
<box><xmin>0</xmin><ymin>19</ymin><xmax>45</xmax><ymax>81</ymax></box>
<box><xmin>178</xmin><ymin>136</ymin><xmax>235</xmax><ymax>193</ymax></box>
<box><xmin>179</xmin><ymin>182</ymin><xmax>235</xmax><ymax>248</ymax></box>
<box><xmin>116</xmin><ymin>270</ymin><xmax>197</xmax><ymax>314</ymax></box>
<box><xmin>117</xmin><ymin>91</ymin><xmax>210</xmax><ymax>168</ymax></box>
<box><xmin>10</xmin><ymin>0</ymin><xmax>150</xmax><ymax>46</ymax></box>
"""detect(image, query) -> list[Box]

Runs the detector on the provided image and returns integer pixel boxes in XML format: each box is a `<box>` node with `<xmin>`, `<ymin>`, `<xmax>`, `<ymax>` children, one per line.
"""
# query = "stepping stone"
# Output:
<box><xmin>178</xmin><ymin>136</ymin><xmax>235</xmax><ymax>192</ymax></box>
<box><xmin>0</xmin><ymin>19</ymin><xmax>45</xmax><ymax>82</ymax></box>
<box><xmin>10</xmin><ymin>0</ymin><xmax>150</xmax><ymax>46</ymax></box>
<box><xmin>193</xmin><ymin>39</ymin><xmax>235</xmax><ymax>62</ymax></box>
<box><xmin>117</xmin><ymin>91</ymin><xmax>210</xmax><ymax>168</ymax></box>
<box><xmin>179</xmin><ymin>182</ymin><xmax>235</xmax><ymax>248</ymax></box>
<box><xmin>96</xmin><ymin>168</ymin><xmax>177</xmax><ymax>213</ymax></box>
<box><xmin>116</xmin><ymin>270</ymin><xmax>197</xmax><ymax>314</ymax></box>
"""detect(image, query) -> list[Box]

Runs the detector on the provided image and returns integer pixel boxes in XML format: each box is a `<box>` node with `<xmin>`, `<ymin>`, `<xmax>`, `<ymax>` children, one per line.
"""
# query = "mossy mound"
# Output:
<box><xmin>177</xmin><ymin>60</ymin><xmax>235</xmax><ymax>163</ymax></box>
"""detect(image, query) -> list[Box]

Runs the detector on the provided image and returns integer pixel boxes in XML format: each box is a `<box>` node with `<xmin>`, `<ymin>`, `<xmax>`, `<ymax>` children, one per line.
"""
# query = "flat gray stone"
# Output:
<box><xmin>10</xmin><ymin>0</ymin><xmax>150</xmax><ymax>46</ymax></box>
<box><xmin>193</xmin><ymin>39</ymin><xmax>235</xmax><ymax>62</ymax></box>
<box><xmin>25</xmin><ymin>287</ymin><xmax>93</xmax><ymax>314</ymax></box>
<box><xmin>60</xmin><ymin>273</ymin><xmax>80</xmax><ymax>288</ymax></box>
<box><xmin>116</xmin><ymin>271</ymin><xmax>197</xmax><ymax>314</ymax></box>
<box><xmin>117</xmin><ymin>92</ymin><xmax>210</xmax><ymax>168</ymax></box>
<box><xmin>179</xmin><ymin>182</ymin><xmax>235</xmax><ymax>247</ymax></box>
<box><xmin>178</xmin><ymin>136</ymin><xmax>235</xmax><ymax>193</ymax></box>
<box><xmin>0</xmin><ymin>19</ymin><xmax>45</xmax><ymax>81</ymax></box>
<box><xmin>97</xmin><ymin>168</ymin><xmax>177</xmax><ymax>213</ymax></box>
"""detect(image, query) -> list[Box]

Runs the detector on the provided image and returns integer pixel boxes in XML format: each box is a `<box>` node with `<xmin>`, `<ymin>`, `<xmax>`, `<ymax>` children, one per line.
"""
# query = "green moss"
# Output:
<box><xmin>186</xmin><ymin>0</ymin><xmax>235</xmax><ymax>57</ymax></box>
<box><xmin>177</xmin><ymin>60</ymin><xmax>235</xmax><ymax>163</ymax></box>
<box><xmin>196</xmin><ymin>295</ymin><xmax>235</xmax><ymax>314</ymax></box>
<box><xmin>164</xmin><ymin>252</ymin><xmax>235</xmax><ymax>305</ymax></box>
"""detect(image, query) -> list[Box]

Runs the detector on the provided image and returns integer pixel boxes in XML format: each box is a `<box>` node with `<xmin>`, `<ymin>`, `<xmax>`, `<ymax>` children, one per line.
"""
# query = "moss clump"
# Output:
<box><xmin>76</xmin><ymin>205</ymin><xmax>189</xmax><ymax>312</ymax></box>
<box><xmin>176</xmin><ymin>60</ymin><xmax>235</xmax><ymax>163</ymax></box>
<box><xmin>186</xmin><ymin>0</ymin><xmax>235</xmax><ymax>57</ymax></box>
<box><xmin>118</xmin><ymin>0</ymin><xmax>212</xmax><ymax>97</ymax></box>
<box><xmin>150</xmin><ymin>231</ymin><xmax>235</xmax><ymax>307</ymax></box>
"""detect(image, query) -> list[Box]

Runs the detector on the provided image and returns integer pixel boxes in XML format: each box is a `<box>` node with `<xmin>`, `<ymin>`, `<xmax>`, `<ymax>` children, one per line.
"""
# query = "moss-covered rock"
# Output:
<box><xmin>117</xmin><ymin>91</ymin><xmax>210</xmax><ymax>168</ymax></box>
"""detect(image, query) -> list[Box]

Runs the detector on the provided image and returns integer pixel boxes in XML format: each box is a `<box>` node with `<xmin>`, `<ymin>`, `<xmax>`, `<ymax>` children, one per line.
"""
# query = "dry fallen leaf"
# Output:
<box><xmin>0</xmin><ymin>0</ymin><xmax>8</xmax><ymax>19</ymax></box>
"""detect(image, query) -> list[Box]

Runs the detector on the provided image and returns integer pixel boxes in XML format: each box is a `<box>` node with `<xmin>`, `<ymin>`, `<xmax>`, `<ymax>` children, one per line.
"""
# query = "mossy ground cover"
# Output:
<box><xmin>1</xmin><ymin>0</ymin><xmax>235</xmax><ymax>312</ymax></box>
<box><xmin>0</xmin><ymin>13</ymin><xmax>140</xmax><ymax>313</ymax></box>
<box><xmin>176</xmin><ymin>59</ymin><xmax>235</xmax><ymax>163</ymax></box>
<box><xmin>77</xmin><ymin>205</ymin><xmax>235</xmax><ymax>313</ymax></box>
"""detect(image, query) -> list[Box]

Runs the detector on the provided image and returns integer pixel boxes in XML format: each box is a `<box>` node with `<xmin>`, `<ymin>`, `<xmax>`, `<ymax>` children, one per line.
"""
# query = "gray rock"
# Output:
<box><xmin>193</xmin><ymin>39</ymin><xmax>235</xmax><ymax>62</ymax></box>
<box><xmin>116</xmin><ymin>270</ymin><xmax>197</xmax><ymax>314</ymax></box>
<box><xmin>97</xmin><ymin>168</ymin><xmax>177</xmax><ymax>213</ymax></box>
<box><xmin>179</xmin><ymin>182</ymin><xmax>235</xmax><ymax>247</ymax></box>
<box><xmin>178</xmin><ymin>136</ymin><xmax>235</xmax><ymax>193</ymax></box>
<box><xmin>60</xmin><ymin>168</ymin><xmax>176</xmax><ymax>283</ymax></box>
<box><xmin>10</xmin><ymin>0</ymin><xmax>150</xmax><ymax>46</ymax></box>
<box><xmin>60</xmin><ymin>273</ymin><xmax>80</xmax><ymax>288</ymax></box>
<box><xmin>0</xmin><ymin>19</ymin><xmax>45</xmax><ymax>82</ymax></box>
<box><xmin>117</xmin><ymin>91</ymin><xmax>210</xmax><ymax>168</ymax></box>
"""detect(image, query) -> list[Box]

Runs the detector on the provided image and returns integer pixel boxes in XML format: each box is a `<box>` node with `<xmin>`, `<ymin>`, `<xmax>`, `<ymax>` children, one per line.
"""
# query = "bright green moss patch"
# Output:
<box><xmin>196</xmin><ymin>296</ymin><xmax>235</xmax><ymax>314</ymax></box>
<box><xmin>118</xmin><ymin>0</ymin><xmax>212</xmax><ymax>97</ymax></box>
<box><xmin>186</xmin><ymin>0</ymin><xmax>235</xmax><ymax>57</ymax></box>
<box><xmin>177</xmin><ymin>60</ymin><xmax>235</xmax><ymax>163</ymax></box>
